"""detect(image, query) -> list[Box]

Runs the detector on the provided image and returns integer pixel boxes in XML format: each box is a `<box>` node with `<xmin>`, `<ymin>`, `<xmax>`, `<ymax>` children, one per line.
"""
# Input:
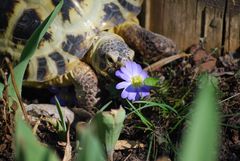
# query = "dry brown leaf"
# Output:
<box><xmin>193</xmin><ymin>49</ymin><xmax>217</xmax><ymax>72</ymax></box>
<box><xmin>157</xmin><ymin>156</ymin><xmax>172</xmax><ymax>161</ymax></box>
<box><xmin>62</xmin><ymin>122</ymin><xmax>72</xmax><ymax>161</ymax></box>
<box><xmin>114</xmin><ymin>140</ymin><xmax>145</xmax><ymax>150</ymax></box>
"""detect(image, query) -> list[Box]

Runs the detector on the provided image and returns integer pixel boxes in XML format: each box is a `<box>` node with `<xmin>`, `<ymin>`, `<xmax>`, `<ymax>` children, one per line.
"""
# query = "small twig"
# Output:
<box><xmin>219</xmin><ymin>92</ymin><xmax>240</xmax><ymax>104</ymax></box>
<box><xmin>123</xmin><ymin>152</ymin><xmax>132</xmax><ymax>161</ymax></box>
<box><xmin>32</xmin><ymin>118</ymin><xmax>41</xmax><ymax>135</ymax></box>
<box><xmin>5</xmin><ymin>58</ymin><xmax>30</xmax><ymax>124</ymax></box>
<box><xmin>232</xmin><ymin>0</ymin><xmax>236</xmax><ymax>5</ymax></box>
<box><xmin>144</xmin><ymin>53</ymin><xmax>191</xmax><ymax>72</ymax></box>
<box><xmin>0</xmin><ymin>69</ymin><xmax>8</xmax><ymax>121</ymax></box>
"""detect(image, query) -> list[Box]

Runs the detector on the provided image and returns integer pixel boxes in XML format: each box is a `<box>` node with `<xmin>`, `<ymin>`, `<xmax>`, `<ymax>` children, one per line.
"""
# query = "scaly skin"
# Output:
<box><xmin>86</xmin><ymin>31</ymin><xmax>135</xmax><ymax>77</ymax></box>
<box><xmin>69</xmin><ymin>61</ymin><xmax>99</xmax><ymax>111</ymax></box>
<box><xmin>113</xmin><ymin>18</ymin><xmax>177</xmax><ymax>61</ymax></box>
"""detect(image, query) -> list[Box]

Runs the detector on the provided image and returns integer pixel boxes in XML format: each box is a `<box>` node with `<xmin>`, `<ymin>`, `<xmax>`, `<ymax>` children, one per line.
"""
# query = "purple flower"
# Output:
<box><xmin>115</xmin><ymin>61</ymin><xmax>150</xmax><ymax>101</ymax></box>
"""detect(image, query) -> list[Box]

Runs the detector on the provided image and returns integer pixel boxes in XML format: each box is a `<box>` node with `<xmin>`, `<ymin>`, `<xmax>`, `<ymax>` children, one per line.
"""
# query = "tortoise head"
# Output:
<box><xmin>90</xmin><ymin>32</ymin><xmax>134</xmax><ymax>77</ymax></box>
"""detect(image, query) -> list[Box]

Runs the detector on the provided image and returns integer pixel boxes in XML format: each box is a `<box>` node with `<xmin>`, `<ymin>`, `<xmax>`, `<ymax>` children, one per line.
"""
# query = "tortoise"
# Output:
<box><xmin>0</xmin><ymin>0</ymin><xmax>176</xmax><ymax>110</ymax></box>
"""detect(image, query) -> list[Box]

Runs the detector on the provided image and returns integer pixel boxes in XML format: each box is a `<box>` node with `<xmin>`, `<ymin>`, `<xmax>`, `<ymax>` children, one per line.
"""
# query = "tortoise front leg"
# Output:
<box><xmin>113</xmin><ymin>20</ymin><xmax>177</xmax><ymax>62</ymax></box>
<box><xmin>69</xmin><ymin>61</ymin><xmax>99</xmax><ymax>112</ymax></box>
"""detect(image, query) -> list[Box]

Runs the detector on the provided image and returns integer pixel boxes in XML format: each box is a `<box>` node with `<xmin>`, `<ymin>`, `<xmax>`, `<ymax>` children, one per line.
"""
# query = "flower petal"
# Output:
<box><xmin>125</xmin><ymin>85</ymin><xmax>137</xmax><ymax>93</ymax></box>
<box><xmin>139</xmin><ymin>91</ymin><xmax>150</xmax><ymax>97</ymax></box>
<box><xmin>115</xmin><ymin>70</ymin><xmax>131</xmax><ymax>81</ymax></box>
<box><xmin>115</xmin><ymin>61</ymin><xmax>151</xmax><ymax>101</ymax></box>
<box><xmin>116</xmin><ymin>81</ymin><xmax>131</xmax><ymax>89</ymax></box>
<box><xmin>130</xmin><ymin>62</ymin><xmax>138</xmax><ymax>76</ymax></box>
<box><xmin>134</xmin><ymin>92</ymin><xmax>141</xmax><ymax>101</ymax></box>
<box><xmin>125</xmin><ymin>61</ymin><xmax>135</xmax><ymax>75</ymax></box>
<box><xmin>120</xmin><ymin>85</ymin><xmax>139</xmax><ymax>101</ymax></box>
<box><xmin>133</xmin><ymin>63</ymin><xmax>143</xmax><ymax>76</ymax></box>
<box><xmin>139</xmin><ymin>86</ymin><xmax>151</xmax><ymax>98</ymax></box>
<box><xmin>121</xmin><ymin>88</ymin><xmax>129</xmax><ymax>99</ymax></box>
<box><xmin>120</xmin><ymin>66</ymin><xmax>132</xmax><ymax>78</ymax></box>
<box><xmin>127</xmin><ymin>92</ymin><xmax>137</xmax><ymax>101</ymax></box>
<box><xmin>140</xmin><ymin>70</ymin><xmax>149</xmax><ymax>79</ymax></box>
<box><xmin>140</xmin><ymin>86</ymin><xmax>151</xmax><ymax>92</ymax></box>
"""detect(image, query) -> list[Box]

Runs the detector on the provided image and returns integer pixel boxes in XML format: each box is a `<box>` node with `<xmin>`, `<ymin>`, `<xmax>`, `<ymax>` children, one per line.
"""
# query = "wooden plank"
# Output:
<box><xmin>201</xmin><ymin>0</ymin><xmax>225</xmax><ymax>51</ymax></box>
<box><xmin>225</xmin><ymin>1</ymin><xmax>240</xmax><ymax>52</ymax></box>
<box><xmin>145</xmin><ymin>0</ymin><xmax>200</xmax><ymax>50</ymax></box>
<box><xmin>145</xmin><ymin>0</ymin><xmax>240</xmax><ymax>52</ymax></box>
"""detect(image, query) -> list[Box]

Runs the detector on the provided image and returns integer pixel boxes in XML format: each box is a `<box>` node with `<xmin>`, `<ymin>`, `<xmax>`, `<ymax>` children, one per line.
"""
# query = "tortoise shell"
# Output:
<box><xmin>0</xmin><ymin>0</ymin><xmax>143</xmax><ymax>83</ymax></box>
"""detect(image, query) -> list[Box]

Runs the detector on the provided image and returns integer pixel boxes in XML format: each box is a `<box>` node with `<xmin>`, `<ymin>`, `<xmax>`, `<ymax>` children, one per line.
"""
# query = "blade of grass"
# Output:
<box><xmin>126</xmin><ymin>100</ymin><xmax>154</xmax><ymax>130</ymax></box>
<box><xmin>0</xmin><ymin>83</ymin><xmax>3</xmax><ymax>99</ymax></box>
<box><xmin>0</xmin><ymin>69</ymin><xmax>6</xmax><ymax>99</ymax></box>
<box><xmin>169</xmin><ymin>112</ymin><xmax>190</xmax><ymax>134</ymax></box>
<box><xmin>222</xmin><ymin>112</ymin><xmax>240</xmax><ymax>118</ymax></box>
<box><xmin>99</xmin><ymin>101</ymin><xmax>112</xmax><ymax>112</ymax></box>
<box><xmin>7</xmin><ymin>0</ymin><xmax>63</xmax><ymax>102</ymax></box>
<box><xmin>54</xmin><ymin>96</ymin><xmax>67</xmax><ymax>132</ymax></box>
<box><xmin>221</xmin><ymin>123</ymin><xmax>240</xmax><ymax>129</ymax></box>
<box><xmin>134</xmin><ymin>101</ymin><xmax>178</xmax><ymax>114</ymax></box>
<box><xmin>146</xmin><ymin>134</ymin><xmax>154</xmax><ymax>161</ymax></box>
<box><xmin>178</xmin><ymin>74</ymin><xmax>220</xmax><ymax>161</ymax></box>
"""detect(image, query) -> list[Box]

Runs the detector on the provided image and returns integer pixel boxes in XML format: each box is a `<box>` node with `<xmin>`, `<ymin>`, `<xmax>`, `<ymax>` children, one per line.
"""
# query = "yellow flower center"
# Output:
<box><xmin>131</xmin><ymin>75</ymin><xmax>143</xmax><ymax>87</ymax></box>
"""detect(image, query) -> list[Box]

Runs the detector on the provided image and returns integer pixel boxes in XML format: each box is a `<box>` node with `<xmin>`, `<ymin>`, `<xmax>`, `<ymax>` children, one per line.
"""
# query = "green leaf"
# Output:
<box><xmin>0</xmin><ymin>83</ymin><xmax>4</xmax><ymax>99</ymax></box>
<box><xmin>75</xmin><ymin>108</ymin><xmax>126</xmax><ymax>161</ymax></box>
<box><xmin>15</xmin><ymin>111</ymin><xmax>60</xmax><ymax>161</ymax></box>
<box><xmin>75</xmin><ymin>125</ymin><xmax>105</xmax><ymax>161</ymax></box>
<box><xmin>178</xmin><ymin>74</ymin><xmax>220</xmax><ymax>161</ymax></box>
<box><xmin>144</xmin><ymin>77</ymin><xmax>160</xmax><ymax>87</ymax></box>
<box><xmin>90</xmin><ymin>108</ymin><xmax>126</xmax><ymax>160</ymax></box>
<box><xmin>7</xmin><ymin>0</ymin><xmax>64</xmax><ymax>103</ymax></box>
<box><xmin>54</xmin><ymin>96</ymin><xmax>67</xmax><ymax>132</ymax></box>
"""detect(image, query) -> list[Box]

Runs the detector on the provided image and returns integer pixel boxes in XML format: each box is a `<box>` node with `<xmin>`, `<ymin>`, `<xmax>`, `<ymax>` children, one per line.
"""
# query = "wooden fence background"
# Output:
<box><xmin>143</xmin><ymin>0</ymin><xmax>240</xmax><ymax>53</ymax></box>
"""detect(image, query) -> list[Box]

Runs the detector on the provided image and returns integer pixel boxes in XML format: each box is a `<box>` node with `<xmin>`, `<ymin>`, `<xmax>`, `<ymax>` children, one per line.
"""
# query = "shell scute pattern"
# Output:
<box><xmin>12</xmin><ymin>8</ymin><xmax>41</xmax><ymax>44</ymax></box>
<box><xmin>117</xmin><ymin>0</ymin><xmax>142</xmax><ymax>14</ymax></box>
<box><xmin>51</xmin><ymin>0</ymin><xmax>81</xmax><ymax>22</ymax></box>
<box><xmin>0</xmin><ymin>0</ymin><xmax>143</xmax><ymax>83</ymax></box>
<box><xmin>102</xmin><ymin>2</ymin><xmax>126</xmax><ymax>25</ymax></box>
<box><xmin>62</xmin><ymin>34</ymin><xmax>88</xmax><ymax>58</ymax></box>
<box><xmin>0</xmin><ymin>0</ymin><xmax>20</xmax><ymax>33</ymax></box>
<box><xmin>48</xmin><ymin>52</ymin><xmax>66</xmax><ymax>75</ymax></box>
<box><xmin>36</xmin><ymin>57</ymin><xmax>48</xmax><ymax>81</ymax></box>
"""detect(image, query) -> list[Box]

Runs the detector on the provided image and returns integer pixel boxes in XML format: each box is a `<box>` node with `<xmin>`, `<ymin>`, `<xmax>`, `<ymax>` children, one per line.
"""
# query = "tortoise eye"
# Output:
<box><xmin>99</xmin><ymin>61</ymin><xmax>106</xmax><ymax>69</ymax></box>
<box><xmin>106</xmin><ymin>55</ymin><xmax>114</xmax><ymax>64</ymax></box>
